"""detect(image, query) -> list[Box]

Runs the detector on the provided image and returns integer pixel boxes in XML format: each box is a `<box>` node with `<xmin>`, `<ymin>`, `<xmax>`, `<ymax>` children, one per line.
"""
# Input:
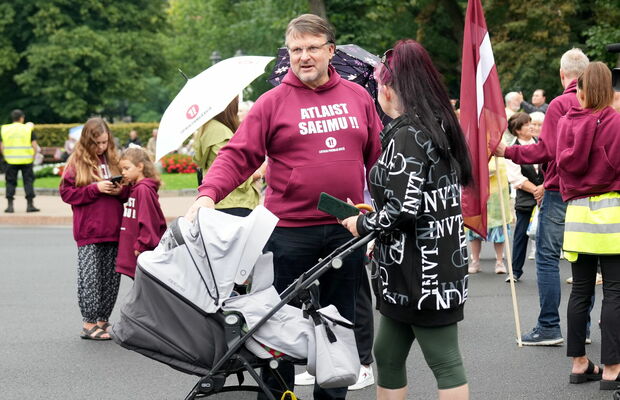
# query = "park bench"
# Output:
<box><xmin>40</xmin><ymin>146</ymin><xmax>64</xmax><ymax>164</ymax></box>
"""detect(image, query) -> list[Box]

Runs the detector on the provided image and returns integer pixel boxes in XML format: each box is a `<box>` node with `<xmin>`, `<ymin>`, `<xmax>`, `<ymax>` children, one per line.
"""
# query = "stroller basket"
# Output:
<box><xmin>111</xmin><ymin>207</ymin><xmax>375</xmax><ymax>399</ymax></box>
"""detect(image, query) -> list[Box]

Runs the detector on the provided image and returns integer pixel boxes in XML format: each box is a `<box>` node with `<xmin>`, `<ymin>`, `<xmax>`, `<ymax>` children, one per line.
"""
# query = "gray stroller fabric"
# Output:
<box><xmin>222</xmin><ymin>285</ymin><xmax>315</xmax><ymax>360</ymax></box>
<box><xmin>138</xmin><ymin>205</ymin><xmax>278</xmax><ymax>314</ymax></box>
<box><xmin>112</xmin><ymin>205</ymin><xmax>360</xmax><ymax>389</ymax></box>
<box><xmin>111</xmin><ymin>266</ymin><xmax>226</xmax><ymax>375</ymax></box>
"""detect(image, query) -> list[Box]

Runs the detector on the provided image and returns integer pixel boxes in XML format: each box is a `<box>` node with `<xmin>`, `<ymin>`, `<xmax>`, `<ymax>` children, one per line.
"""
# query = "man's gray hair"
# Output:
<box><xmin>505</xmin><ymin>91</ymin><xmax>519</xmax><ymax>104</ymax></box>
<box><xmin>285</xmin><ymin>14</ymin><xmax>335</xmax><ymax>46</ymax></box>
<box><xmin>560</xmin><ymin>48</ymin><xmax>589</xmax><ymax>79</ymax></box>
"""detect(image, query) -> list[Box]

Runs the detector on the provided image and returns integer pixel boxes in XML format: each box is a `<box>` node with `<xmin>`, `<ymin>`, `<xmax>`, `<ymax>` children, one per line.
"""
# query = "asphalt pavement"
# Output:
<box><xmin>0</xmin><ymin>224</ymin><xmax>614</xmax><ymax>399</ymax></box>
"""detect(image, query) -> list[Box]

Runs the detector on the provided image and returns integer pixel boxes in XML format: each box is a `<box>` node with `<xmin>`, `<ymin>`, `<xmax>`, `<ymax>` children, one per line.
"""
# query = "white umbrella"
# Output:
<box><xmin>155</xmin><ymin>56</ymin><xmax>274</xmax><ymax>161</ymax></box>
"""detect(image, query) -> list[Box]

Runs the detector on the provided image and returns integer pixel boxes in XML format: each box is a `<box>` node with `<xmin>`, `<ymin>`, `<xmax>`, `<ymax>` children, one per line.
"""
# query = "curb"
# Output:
<box><xmin>0</xmin><ymin>215</ymin><xmax>179</xmax><ymax>227</ymax></box>
<box><xmin>0</xmin><ymin>187</ymin><xmax>198</xmax><ymax>197</ymax></box>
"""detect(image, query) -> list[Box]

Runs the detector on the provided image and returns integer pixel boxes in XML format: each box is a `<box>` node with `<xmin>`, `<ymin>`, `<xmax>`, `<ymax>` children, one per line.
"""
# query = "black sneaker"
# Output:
<box><xmin>520</xmin><ymin>327</ymin><xmax>564</xmax><ymax>346</ymax></box>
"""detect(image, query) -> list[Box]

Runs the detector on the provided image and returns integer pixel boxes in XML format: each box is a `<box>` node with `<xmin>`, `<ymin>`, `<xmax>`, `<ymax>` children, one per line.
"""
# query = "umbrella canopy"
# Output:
<box><xmin>156</xmin><ymin>56</ymin><xmax>274</xmax><ymax>161</ymax></box>
<box><xmin>268</xmin><ymin>44</ymin><xmax>380</xmax><ymax>100</ymax></box>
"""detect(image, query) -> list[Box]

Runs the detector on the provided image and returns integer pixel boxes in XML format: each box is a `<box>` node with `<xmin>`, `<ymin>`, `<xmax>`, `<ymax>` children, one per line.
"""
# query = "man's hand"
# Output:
<box><xmin>340</xmin><ymin>215</ymin><xmax>360</xmax><ymax>237</ymax></box>
<box><xmin>494</xmin><ymin>141</ymin><xmax>507</xmax><ymax>157</ymax></box>
<box><xmin>533</xmin><ymin>185</ymin><xmax>545</xmax><ymax>204</ymax></box>
<box><xmin>185</xmin><ymin>196</ymin><xmax>215</xmax><ymax>221</ymax></box>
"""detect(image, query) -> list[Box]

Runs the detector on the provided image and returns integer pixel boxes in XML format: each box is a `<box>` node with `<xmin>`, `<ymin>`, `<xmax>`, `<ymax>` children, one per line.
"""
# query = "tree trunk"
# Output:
<box><xmin>308</xmin><ymin>0</ymin><xmax>327</xmax><ymax>20</ymax></box>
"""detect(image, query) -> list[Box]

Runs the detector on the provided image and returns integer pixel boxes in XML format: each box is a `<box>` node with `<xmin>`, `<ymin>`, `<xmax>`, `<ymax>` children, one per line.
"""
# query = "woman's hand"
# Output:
<box><xmin>185</xmin><ymin>196</ymin><xmax>215</xmax><ymax>221</ymax></box>
<box><xmin>96</xmin><ymin>180</ymin><xmax>117</xmax><ymax>194</ymax></box>
<box><xmin>340</xmin><ymin>215</ymin><xmax>360</xmax><ymax>237</ymax></box>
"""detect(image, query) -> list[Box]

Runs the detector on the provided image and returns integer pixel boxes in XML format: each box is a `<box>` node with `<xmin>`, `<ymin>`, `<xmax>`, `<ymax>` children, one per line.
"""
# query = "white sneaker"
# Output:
<box><xmin>294</xmin><ymin>371</ymin><xmax>315</xmax><ymax>386</ymax></box>
<box><xmin>528</xmin><ymin>248</ymin><xmax>535</xmax><ymax>260</ymax></box>
<box><xmin>348</xmin><ymin>365</ymin><xmax>375</xmax><ymax>390</ymax></box>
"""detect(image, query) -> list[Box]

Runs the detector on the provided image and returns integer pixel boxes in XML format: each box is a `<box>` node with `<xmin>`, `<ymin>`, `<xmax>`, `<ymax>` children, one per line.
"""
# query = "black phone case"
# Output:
<box><xmin>317</xmin><ymin>192</ymin><xmax>359</xmax><ymax>219</ymax></box>
<box><xmin>109</xmin><ymin>175</ymin><xmax>123</xmax><ymax>184</ymax></box>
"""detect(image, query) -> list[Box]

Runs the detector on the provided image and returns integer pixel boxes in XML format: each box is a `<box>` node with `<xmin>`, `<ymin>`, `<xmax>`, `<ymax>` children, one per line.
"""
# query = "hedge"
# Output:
<box><xmin>34</xmin><ymin>122</ymin><xmax>159</xmax><ymax>147</ymax></box>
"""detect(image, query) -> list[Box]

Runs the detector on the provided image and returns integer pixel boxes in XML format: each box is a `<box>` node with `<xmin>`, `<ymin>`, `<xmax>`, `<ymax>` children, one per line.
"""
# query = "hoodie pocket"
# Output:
<box><xmin>270</xmin><ymin>160</ymin><xmax>365</xmax><ymax>219</ymax></box>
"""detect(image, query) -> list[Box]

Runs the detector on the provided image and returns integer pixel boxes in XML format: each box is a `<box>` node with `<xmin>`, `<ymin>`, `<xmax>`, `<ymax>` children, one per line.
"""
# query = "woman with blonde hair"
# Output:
<box><xmin>60</xmin><ymin>117</ymin><xmax>126</xmax><ymax>340</ymax></box>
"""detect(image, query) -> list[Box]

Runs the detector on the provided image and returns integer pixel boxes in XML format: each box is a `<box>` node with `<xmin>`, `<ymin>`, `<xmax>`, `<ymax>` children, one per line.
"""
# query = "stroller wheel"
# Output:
<box><xmin>614</xmin><ymin>390</ymin><xmax>620</xmax><ymax>400</ymax></box>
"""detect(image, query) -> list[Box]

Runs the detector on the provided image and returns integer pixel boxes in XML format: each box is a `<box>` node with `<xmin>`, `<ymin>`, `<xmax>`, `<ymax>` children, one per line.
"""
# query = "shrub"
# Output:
<box><xmin>33</xmin><ymin>122</ymin><xmax>159</xmax><ymax>147</ymax></box>
<box><xmin>160</xmin><ymin>154</ymin><xmax>197</xmax><ymax>174</ymax></box>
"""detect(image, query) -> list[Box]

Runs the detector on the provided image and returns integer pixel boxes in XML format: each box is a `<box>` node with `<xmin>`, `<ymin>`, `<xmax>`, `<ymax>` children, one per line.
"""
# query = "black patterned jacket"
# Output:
<box><xmin>356</xmin><ymin>115</ymin><xmax>468</xmax><ymax>326</ymax></box>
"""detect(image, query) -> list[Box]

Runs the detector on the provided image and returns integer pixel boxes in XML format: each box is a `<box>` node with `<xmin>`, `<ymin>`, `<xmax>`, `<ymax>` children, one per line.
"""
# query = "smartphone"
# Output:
<box><xmin>109</xmin><ymin>175</ymin><xmax>123</xmax><ymax>184</ymax></box>
<box><xmin>317</xmin><ymin>192</ymin><xmax>360</xmax><ymax>220</ymax></box>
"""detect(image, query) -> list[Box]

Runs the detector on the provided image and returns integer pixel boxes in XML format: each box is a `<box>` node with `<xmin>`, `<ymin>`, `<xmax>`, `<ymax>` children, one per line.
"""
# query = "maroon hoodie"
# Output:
<box><xmin>198</xmin><ymin>65</ymin><xmax>382</xmax><ymax>227</ymax></box>
<box><xmin>505</xmin><ymin>79</ymin><xmax>580</xmax><ymax>191</ymax></box>
<box><xmin>116</xmin><ymin>178</ymin><xmax>166</xmax><ymax>278</ymax></box>
<box><xmin>60</xmin><ymin>165</ymin><xmax>126</xmax><ymax>246</ymax></box>
<box><xmin>556</xmin><ymin>105</ymin><xmax>620</xmax><ymax>201</ymax></box>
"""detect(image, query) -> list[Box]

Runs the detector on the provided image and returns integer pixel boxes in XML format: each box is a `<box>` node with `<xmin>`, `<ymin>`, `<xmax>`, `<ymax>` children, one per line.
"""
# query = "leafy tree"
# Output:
<box><xmin>0</xmin><ymin>0</ymin><xmax>169</xmax><ymax>123</ymax></box>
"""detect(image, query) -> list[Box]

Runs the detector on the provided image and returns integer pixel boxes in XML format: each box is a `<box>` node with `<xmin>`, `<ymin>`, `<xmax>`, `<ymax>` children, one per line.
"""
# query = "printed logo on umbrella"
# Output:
<box><xmin>186</xmin><ymin>104</ymin><xmax>199</xmax><ymax>119</ymax></box>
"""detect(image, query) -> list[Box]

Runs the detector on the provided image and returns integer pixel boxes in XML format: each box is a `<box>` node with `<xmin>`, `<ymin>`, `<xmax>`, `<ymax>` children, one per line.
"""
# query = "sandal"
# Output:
<box><xmin>80</xmin><ymin>325</ymin><xmax>111</xmax><ymax>341</ymax></box>
<box><xmin>98</xmin><ymin>321</ymin><xmax>111</xmax><ymax>332</ymax></box>
<box><xmin>569</xmin><ymin>359</ymin><xmax>602</xmax><ymax>384</ymax></box>
<box><xmin>601</xmin><ymin>374</ymin><xmax>620</xmax><ymax>390</ymax></box>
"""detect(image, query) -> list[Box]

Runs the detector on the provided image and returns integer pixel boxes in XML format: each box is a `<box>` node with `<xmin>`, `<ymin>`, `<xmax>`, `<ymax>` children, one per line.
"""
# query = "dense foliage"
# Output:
<box><xmin>0</xmin><ymin>0</ymin><xmax>618</xmax><ymax>124</ymax></box>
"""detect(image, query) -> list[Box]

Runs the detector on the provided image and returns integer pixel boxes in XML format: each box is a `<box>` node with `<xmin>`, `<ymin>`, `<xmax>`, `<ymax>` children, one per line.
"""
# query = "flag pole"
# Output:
<box><xmin>494</xmin><ymin>155</ymin><xmax>523</xmax><ymax>347</ymax></box>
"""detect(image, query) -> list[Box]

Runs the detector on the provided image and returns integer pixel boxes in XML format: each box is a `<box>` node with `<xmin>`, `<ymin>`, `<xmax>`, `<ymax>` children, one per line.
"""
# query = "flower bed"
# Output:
<box><xmin>160</xmin><ymin>154</ymin><xmax>197</xmax><ymax>174</ymax></box>
<box><xmin>34</xmin><ymin>162</ymin><xmax>66</xmax><ymax>178</ymax></box>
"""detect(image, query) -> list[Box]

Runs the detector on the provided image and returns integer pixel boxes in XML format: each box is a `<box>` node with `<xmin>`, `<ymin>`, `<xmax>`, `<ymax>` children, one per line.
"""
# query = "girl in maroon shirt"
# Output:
<box><xmin>115</xmin><ymin>147</ymin><xmax>166</xmax><ymax>279</ymax></box>
<box><xmin>60</xmin><ymin>118</ymin><xmax>125</xmax><ymax>341</ymax></box>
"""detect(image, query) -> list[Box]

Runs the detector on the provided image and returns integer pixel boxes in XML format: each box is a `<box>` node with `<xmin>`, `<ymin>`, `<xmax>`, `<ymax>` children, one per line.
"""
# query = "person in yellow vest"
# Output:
<box><xmin>0</xmin><ymin>109</ymin><xmax>39</xmax><ymax>213</ymax></box>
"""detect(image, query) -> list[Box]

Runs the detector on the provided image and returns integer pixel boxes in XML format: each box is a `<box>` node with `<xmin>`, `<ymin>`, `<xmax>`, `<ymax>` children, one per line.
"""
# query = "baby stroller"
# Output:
<box><xmin>110</xmin><ymin>206</ymin><xmax>374</xmax><ymax>399</ymax></box>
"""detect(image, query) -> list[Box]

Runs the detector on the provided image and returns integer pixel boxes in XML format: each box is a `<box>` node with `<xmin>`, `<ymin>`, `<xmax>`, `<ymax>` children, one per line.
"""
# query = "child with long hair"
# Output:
<box><xmin>60</xmin><ymin>117</ymin><xmax>125</xmax><ymax>340</ymax></box>
<box><xmin>115</xmin><ymin>147</ymin><xmax>166</xmax><ymax>279</ymax></box>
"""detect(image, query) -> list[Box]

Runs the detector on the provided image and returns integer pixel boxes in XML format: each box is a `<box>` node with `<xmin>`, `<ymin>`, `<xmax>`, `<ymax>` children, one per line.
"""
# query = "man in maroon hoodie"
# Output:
<box><xmin>186</xmin><ymin>14</ymin><xmax>382</xmax><ymax>400</ymax></box>
<box><xmin>495</xmin><ymin>48</ymin><xmax>589</xmax><ymax>346</ymax></box>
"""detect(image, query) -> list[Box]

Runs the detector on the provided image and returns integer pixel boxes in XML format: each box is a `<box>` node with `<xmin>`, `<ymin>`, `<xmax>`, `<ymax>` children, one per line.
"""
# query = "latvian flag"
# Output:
<box><xmin>459</xmin><ymin>0</ymin><xmax>507</xmax><ymax>238</ymax></box>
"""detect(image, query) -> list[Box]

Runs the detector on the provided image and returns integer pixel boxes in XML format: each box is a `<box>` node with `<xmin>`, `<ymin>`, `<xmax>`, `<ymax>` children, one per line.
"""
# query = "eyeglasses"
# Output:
<box><xmin>381</xmin><ymin>48</ymin><xmax>394</xmax><ymax>76</ymax></box>
<box><xmin>287</xmin><ymin>41</ymin><xmax>332</xmax><ymax>57</ymax></box>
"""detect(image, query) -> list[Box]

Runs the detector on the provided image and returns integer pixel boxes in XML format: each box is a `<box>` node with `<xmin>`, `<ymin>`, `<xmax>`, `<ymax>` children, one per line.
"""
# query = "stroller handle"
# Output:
<box><xmin>279</xmin><ymin>231</ymin><xmax>376</xmax><ymax>300</ymax></box>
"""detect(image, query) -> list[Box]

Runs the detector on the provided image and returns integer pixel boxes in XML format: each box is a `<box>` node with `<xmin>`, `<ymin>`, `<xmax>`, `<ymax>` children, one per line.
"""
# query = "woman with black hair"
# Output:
<box><xmin>341</xmin><ymin>39</ymin><xmax>472</xmax><ymax>399</ymax></box>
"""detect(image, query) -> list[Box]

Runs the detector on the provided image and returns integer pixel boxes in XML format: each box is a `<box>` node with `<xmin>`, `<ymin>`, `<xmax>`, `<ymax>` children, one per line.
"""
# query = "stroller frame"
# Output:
<box><xmin>184</xmin><ymin>231</ymin><xmax>376</xmax><ymax>400</ymax></box>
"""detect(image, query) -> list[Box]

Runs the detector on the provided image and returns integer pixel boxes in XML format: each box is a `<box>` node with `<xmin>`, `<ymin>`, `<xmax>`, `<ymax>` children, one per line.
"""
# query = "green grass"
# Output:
<box><xmin>0</xmin><ymin>173</ymin><xmax>199</xmax><ymax>190</ymax></box>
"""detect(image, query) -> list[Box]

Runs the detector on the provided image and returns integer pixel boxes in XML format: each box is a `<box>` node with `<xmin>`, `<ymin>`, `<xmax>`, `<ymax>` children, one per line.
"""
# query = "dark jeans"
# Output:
<box><xmin>355</xmin><ymin>265</ymin><xmax>374</xmax><ymax>365</ymax></box>
<box><xmin>511</xmin><ymin>208</ymin><xmax>533</xmax><ymax>278</ymax></box>
<box><xmin>534</xmin><ymin>190</ymin><xmax>566</xmax><ymax>331</ymax></box>
<box><xmin>258</xmin><ymin>224</ymin><xmax>364</xmax><ymax>400</ymax></box>
<box><xmin>5</xmin><ymin>163</ymin><xmax>35</xmax><ymax>200</ymax></box>
<box><xmin>567</xmin><ymin>254</ymin><xmax>620</xmax><ymax>364</ymax></box>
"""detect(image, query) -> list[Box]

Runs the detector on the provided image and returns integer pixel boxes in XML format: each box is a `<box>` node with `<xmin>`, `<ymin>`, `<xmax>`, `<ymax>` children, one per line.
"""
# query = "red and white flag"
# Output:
<box><xmin>459</xmin><ymin>0</ymin><xmax>507</xmax><ymax>238</ymax></box>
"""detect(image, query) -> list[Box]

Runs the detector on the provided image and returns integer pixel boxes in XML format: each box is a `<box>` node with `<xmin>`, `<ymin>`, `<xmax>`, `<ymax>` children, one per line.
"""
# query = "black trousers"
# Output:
<box><xmin>258</xmin><ymin>225</ymin><xmax>364</xmax><ymax>400</ymax></box>
<box><xmin>355</xmin><ymin>265</ymin><xmax>374</xmax><ymax>365</ymax></box>
<box><xmin>5</xmin><ymin>163</ymin><xmax>35</xmax><ymax>200</ymax></box>
<box><xmin>567</xmin><ymin>254</ymin><xmax>620</xmax><ymax>364</ymax></box>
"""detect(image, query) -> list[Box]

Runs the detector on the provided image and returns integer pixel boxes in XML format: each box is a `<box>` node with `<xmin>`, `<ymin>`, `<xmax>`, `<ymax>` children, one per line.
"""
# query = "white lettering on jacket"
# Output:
<box><xmin>123</xmin><ymin>197</ymin><xmax>137</xmax><ymax>219</ymax></box>
<box><xmin>298</xmin><ymin>103</ymin><xmax>359</xmax><ymax>135</ymax></box>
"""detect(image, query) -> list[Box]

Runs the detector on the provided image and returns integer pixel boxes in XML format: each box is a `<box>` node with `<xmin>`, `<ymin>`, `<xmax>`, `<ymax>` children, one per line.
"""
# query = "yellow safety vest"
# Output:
<box><xmin>563</xmin><ymin>192</ymin><xmax>620</xmax><ymax>262</ymax></box>
<box><xmin>1</xmin><ymin>122</ymin><xmax>34</xmax><ymax>165</ymax></box>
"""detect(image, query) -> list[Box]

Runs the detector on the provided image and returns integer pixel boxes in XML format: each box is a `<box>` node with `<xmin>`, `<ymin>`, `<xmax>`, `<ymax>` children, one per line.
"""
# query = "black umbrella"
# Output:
<box><xmin>268</xmin><ymin>44</ymin><xmax>390</xmax><ymax>123</ymax></box>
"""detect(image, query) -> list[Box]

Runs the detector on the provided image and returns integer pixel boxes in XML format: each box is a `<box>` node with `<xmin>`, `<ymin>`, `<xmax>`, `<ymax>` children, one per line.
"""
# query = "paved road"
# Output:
<box><xmin>0</xmin><ymin>226</ymin><xmax>614</xmax><ymax>399</ymax></box>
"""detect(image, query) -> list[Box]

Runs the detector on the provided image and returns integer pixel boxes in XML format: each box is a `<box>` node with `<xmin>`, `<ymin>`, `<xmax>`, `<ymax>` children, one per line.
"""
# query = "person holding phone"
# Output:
<box><xmin>340</xmin><ymin>40</ymin><xmax>472</xmax><ymax>400</ymax></box>
<box><xmin>60</xmin><ymin>118</ymin><xmax>126</xmax><ymax>340</ymax></box>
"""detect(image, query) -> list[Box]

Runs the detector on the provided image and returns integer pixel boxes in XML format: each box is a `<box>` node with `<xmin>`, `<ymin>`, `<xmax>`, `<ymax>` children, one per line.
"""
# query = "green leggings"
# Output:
<box><xmin>374</xmin><ymin>315</ymin><xmax>467</xmax><ymax>390</ymax></box>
